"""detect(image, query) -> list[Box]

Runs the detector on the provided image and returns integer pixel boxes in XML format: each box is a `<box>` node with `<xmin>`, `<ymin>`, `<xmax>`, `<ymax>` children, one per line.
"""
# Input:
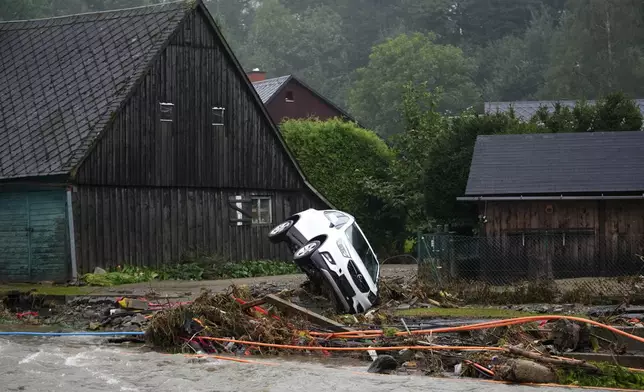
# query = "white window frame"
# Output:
<box><xmin>160</xmin><ymin>102</ymin><xmax>174</xmax><ymax>123</ymax></box>
<box><xmin>212</xmin><ymin>106</ymin><xmax>225</xmax><ymax>126</ymax></box>
<box><xmin>251</xmin><ymin>196</ymin><xmax>272</xmax><ymax>225</ymax></box>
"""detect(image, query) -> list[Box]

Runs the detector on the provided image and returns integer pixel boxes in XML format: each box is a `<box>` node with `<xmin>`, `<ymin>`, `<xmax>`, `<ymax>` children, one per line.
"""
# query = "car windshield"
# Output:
<box><xmin>344</xmin><ymin>223</ymin><xmax>379</xmax><ymax>281</ymax></box>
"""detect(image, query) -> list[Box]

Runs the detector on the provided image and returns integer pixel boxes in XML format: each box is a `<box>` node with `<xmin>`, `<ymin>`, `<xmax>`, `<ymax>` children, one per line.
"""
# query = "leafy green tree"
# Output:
<box><xmin>475</xmin><ymin>8</ymin><xmax>556</xmax><ymax>101</ymax></box>
<box><xmin>349</xmin><ymin>32</ymin><xmax>480</xmax><ymax>138</ymax></box>
<box><xmin>529</xmin><ymin>92</ymin><xmax>642</xmax><ymax>132</ymax></box>
<box><xmin>243</xmin><ymin>0</ymin><xmax>351</xmax><ymax>107</ymax></box>
<box><xmin>280</xmin><ymin>117</ymin><xmax>403</xmax><ymax>252</ymax></box>
<box><xmin>540</xmin><ymin>0</ymin><xmax>644</xmax><ymax>99</ymax></box>
<box><xmin>424</xmin><ymin>111</ymin><xmax>539</xmax><ymax>226</ymax></box>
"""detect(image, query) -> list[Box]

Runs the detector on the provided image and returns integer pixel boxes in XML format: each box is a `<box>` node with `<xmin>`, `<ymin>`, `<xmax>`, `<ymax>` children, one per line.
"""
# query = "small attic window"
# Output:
<box><xmin>160</xmin><ymin>102</ymin><xmax>174</xmax><ymax>122</ymax></box>
<box><xmin>285</xmin><ymin>91</ymin><xmax>295</xmax><ymax>103</ymax></box>
<box><xmin>212</xmin><ymin>107</ymin><xmax>225</xmax><ymax>126</ymax></box>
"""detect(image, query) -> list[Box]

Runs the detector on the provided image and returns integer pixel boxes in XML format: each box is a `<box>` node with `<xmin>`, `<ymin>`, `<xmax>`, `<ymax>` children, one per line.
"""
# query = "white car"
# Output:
<box><xmin>268</xmin><ymin>209</ymin><xmax>381</xmax><ymax>314</ymax></box>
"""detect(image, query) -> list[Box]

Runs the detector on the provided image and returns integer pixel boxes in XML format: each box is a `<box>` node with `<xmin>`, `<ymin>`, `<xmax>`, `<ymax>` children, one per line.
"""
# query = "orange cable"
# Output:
<box><xmin>198</xmin><ymin>337</ymin><xmax>505</xmax><ymax>352</ymax></box>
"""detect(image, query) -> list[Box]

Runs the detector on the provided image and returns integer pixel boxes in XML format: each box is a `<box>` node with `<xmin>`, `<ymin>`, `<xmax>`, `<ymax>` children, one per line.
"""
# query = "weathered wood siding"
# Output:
<box><xmin>76</xmin><ymin>8</ymin><xmax>308</xmax><ymax>191</ymax></box>
<box><xmin>72</xmin><ymin>186</ymin><xmax>321</xmax><ymax>273</ymax></box>
<box><xmin>480</xmin><ymin>200</ymin><xmax>644</xmax><ymax>279</ymax></box>
<box><xmin>69</xmin><ymin>7</ymin><xmax>328</xmax><ymax>270</ymax></box>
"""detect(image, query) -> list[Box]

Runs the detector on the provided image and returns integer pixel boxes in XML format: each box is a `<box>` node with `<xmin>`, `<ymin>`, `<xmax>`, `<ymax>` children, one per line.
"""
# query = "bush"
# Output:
<box><xmin>281</xmin><ymin>117</ymin><xmax>404</xmax><ymax>251</ymax></box>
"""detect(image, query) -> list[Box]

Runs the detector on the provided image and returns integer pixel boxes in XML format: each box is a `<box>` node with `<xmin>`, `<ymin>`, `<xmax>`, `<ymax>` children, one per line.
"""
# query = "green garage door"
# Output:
<box><xmin>0</xmin><ymin>190</ymin><xmax>69</xmax><ymax>282</ymax></box>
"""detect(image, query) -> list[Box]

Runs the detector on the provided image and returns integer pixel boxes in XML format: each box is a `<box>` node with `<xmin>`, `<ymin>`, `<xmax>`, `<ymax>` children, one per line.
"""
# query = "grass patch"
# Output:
<box><xmin>0</xmin><ymin>284</ymin><xmax>92</xmax><ymax>296</ymax></box>
<box><xmin>80</xmin><ymin>259</ymin><xmax>301</xmax><ymax>287</ymax></box>
<box><xmin>557</xmin><ymin>362</ymin><xmax>644</xmax><ymax>390</ymax></box>
<box><xmin>395</xmin><ymin>307</ymin><xmax>541</xmax><ymax>319</ymax></box>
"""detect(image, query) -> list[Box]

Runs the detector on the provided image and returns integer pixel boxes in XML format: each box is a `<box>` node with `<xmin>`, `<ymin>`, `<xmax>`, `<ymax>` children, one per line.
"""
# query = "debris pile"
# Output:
<box><xmin>146</xmin><ymin>287</ymin><xmax>314</xmax><ymax>352</ymax></box>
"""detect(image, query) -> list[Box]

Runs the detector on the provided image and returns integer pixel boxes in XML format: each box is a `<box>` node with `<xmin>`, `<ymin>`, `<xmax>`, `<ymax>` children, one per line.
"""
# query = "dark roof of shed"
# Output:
<box><xmin>464</xmin><ymin>131</ymin><xmax>644</xmax><ymax>196</ymax></box>
<box><xmin>0</xmin><ymin>1</ymin><xmax>189</xmax><ymax>179</ymax></box>
<box><xmin>485</xmin><ymin>100</ymin><xmax>644</xmax><ymax>122</ymax></box>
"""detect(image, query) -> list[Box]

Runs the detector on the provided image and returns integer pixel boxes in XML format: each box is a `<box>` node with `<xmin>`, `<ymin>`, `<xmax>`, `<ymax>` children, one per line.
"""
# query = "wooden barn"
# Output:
<box><xmin>0</xmin><ymin>0</ymin><xmax>329</xmax><ymax>283</ymax></box>
<box><xmin>249</xmin><ymin>71</ymin><xmax>356</xmax><ymax>125</ymax></box>
<box><xmin>458</xmin><ymin>131</ymin><xmax>644</xmax><ymax>280</ymax></box>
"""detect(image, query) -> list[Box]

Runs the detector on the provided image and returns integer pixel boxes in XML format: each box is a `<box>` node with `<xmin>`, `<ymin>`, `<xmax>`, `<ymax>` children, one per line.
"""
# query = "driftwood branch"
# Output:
<box><xmin>506</xmin><ymin>346</ymin><xmax>601</xmax><ymax>374</ymax></box>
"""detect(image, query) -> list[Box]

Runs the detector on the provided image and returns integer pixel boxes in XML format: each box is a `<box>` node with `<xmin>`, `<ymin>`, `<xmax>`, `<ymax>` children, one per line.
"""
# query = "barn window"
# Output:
<box><xmin>251</xmin><ymin>196</ymin><xmax>272</xmax><ymax>224</ymax></box>
<box><xmin>285</xmin><ymin>91</ymin><xmax>295</xmax><ymax>102</ymax></box>
<box><xmin>159</xmin><ymin>102</ymin><xmax>174</xmax><ymax>122</ymax></box>
<box><xmin>212</xmin><ymin>106</ymin><xmax>225</xmax><ymax>126</ymax></box>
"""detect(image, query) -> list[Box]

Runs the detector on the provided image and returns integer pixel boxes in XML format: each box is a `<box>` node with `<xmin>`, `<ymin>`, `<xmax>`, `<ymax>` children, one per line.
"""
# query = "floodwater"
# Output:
<box><xmin>0</xmin><ymin>336</ymin><xmax>611</xmax><ymax>392</ymax></box>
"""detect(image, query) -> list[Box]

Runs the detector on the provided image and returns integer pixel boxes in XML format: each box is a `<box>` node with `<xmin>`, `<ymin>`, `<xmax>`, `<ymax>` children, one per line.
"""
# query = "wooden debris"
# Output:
<box><xmin>263</xmin><ymin>294</ymin><xmax>353</xmax><ymax>332</ymax></box>
<box><xmin>507</xmin><ymin>345</ymin><xmax>601</xmax><ymax>373</ymax></box>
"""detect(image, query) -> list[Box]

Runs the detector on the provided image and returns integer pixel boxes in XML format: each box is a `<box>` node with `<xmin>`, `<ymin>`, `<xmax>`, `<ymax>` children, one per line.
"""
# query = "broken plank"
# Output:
<box><xmin>263</xmin><ymin>294</ymin><xmax>353</xmax><ymax>333</ymax></box>
<box><xmin>241</xmin><ymin>297</ymin><xmax>267</xmax><ymax>310</ymax></box>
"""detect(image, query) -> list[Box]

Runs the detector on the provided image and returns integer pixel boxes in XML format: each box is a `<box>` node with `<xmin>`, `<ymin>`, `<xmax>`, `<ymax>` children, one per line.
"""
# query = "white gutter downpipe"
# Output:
<box><xmin>457</xmin><ymin>193</ymin><xmax>644</xmax><ymax>201</ymax></box>
<box><xmin>66</xmin><ymin>186</ymin><xmax>78</xmax><ymax>281</ymax></box>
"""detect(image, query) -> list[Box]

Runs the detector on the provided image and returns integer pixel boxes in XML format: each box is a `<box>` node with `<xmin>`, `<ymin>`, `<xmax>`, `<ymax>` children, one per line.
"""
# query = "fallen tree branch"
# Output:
<box><xmin>506</xmin><ymin>345</ymin><xmax>601</xmax><ymax>374</ymax></box>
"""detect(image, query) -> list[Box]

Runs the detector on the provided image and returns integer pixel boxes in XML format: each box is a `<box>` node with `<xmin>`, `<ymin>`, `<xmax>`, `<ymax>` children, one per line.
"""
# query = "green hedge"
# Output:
<box><xmin>281</xmin><ymin>117</ymin><xmax>400</xmax><ymax>250</ymax></box>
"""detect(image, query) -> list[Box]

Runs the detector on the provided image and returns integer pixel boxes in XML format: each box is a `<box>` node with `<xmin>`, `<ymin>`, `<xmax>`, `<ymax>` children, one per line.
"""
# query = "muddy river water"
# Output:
<box><xmin>0</xmin><ymin>336</ymin><xmax>611</xmax><ymax>392</ymax></box>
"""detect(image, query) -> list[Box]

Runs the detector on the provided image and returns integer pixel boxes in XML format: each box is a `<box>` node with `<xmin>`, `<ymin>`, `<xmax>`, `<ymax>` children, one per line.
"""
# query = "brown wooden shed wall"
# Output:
<box><xmin>479</xmin><ymin>200</ymin><xmax>644</xmax><ymax>279</ymax></box>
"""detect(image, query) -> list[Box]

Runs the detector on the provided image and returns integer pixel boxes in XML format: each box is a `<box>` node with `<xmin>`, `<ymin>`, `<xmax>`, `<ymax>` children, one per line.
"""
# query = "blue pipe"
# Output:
<box><xmin>0</xmin><ymin>331</ymin><xmax>145</xmax><ymax>336</ymax></box>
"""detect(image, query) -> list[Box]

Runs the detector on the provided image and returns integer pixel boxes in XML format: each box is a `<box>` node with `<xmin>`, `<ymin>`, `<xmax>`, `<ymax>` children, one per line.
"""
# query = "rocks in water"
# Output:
<box><xmin>495</xmin><ymin>359</ymin><xmax>557</xmax><ymax>384</ymax></box>
<box><xmin>396</xmin><ymin>349</ymin><xmax>414</xmax><ymax>364</ymax></box>
<box><xmin>368</xmin><ymin>355</ymin><xmax>399</xmax><ymax>374</ymax></box>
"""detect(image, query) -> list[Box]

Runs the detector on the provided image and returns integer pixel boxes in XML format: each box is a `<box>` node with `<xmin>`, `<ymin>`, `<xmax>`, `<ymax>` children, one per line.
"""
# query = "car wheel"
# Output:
<box><xmin>268</xmin><ymin>220</ymin><xmax>293</xmax><ymax>243</ymax></box>
<box><xmin>293</xmin><ymin>240</ymin><xmax>321</xmax><ymax>260</ymax></box>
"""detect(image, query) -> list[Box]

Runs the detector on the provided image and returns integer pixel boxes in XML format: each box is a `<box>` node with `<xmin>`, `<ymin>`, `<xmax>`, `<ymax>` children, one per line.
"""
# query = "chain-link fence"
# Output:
<box><xmin>417</xmin><ymin>231</ymin><xmax>644</xmax><ymax>299</ymax></box>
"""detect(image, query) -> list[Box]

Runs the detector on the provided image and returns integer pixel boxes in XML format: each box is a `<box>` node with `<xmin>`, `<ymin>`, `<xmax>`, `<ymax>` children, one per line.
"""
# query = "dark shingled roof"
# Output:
<box><xmin>252</xmin><ymin>75</ymin><xmax>291</xmax><ymax>103</ymax></box>
<box><xmin>464</xmin><ymin>131</ymin><xmax>644</xmax><ymax>196</ymax></box>
<box><xmin>0</xmin><ymin>1</ymin><xmax>189</xmax><ymax>179</ymax></box>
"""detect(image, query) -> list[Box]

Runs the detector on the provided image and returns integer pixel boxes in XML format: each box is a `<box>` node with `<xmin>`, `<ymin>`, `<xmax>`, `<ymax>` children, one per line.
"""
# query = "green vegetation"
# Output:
<box><xmin>395</xmin><ymin>306</ymin><xmax>540</xmax><ymax>319</ymax></box>
<box><xmin>210</xmin><ymin>260</ymin><xmax>301</xmax><ymax>279</ymax></box>
<box><xmin>80</xmin><ymin>260</ymin><xmax>301</xmax><ymax>287</ymax></box>
<box><xmin>557</xmin><ymin>362</ymin><xmax>644</xmax><ymax>390</ymax></box>
<box><xmin>0</xmin><ymin>284</ymin><xmax>92</xmax><ymax>296</ymax></box>
<box><xmin>281</xmin><ymin>117</ymin><xmax>406</xmax><ymax>253</ymax></box>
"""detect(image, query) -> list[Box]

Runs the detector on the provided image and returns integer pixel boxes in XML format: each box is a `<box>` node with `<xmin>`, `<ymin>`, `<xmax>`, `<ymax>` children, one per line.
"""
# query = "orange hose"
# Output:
<box><xmin>312</xmin><ymin>315</ymin><xmax>644</xmax><ymax>346</ymax></box>
<box><xmin>198</xmin><ymin>337</ymin><xmax>505</xmax><ymax>352</ymax></box>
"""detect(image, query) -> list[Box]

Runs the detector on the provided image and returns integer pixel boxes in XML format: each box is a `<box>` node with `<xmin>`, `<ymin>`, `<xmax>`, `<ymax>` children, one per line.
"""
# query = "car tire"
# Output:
<box><xmin>268</xmin><ymin>220</ymin><xmax>294</xmax><ymax>243</ymax></box>
<box><xmin>293</xmin><ymin>240</ymin><xmax>321</xmax><ymax>260</ymax></box>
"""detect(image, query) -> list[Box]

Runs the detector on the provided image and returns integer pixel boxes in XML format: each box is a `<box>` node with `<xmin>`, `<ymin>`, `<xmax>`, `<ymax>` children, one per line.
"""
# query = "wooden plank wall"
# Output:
<box><xmin>72</xmin><ymin>185</ymin><xmax>323</xmax><ymax>273</ymax></box>
<box><xmin>480</xmin><ymin>200</ymin><xmax>644</xmax><ymax>278</ymax></box>
<box><xmin>76</xmin><ymin>8</ymin><xmax>308</xmax><ymax>192</ymax></box>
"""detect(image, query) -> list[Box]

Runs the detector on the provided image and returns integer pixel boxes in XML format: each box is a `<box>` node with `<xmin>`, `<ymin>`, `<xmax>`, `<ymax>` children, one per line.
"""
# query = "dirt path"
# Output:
<box><xmin>90</xmin><ymin>264</ymin><xmax>417</xmax><ymax>299</ymax></box>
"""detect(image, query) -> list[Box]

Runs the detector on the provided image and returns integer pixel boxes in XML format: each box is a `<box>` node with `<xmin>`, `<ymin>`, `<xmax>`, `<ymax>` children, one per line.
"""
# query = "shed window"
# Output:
<box><xmin>160</xmin><ymin>102</ymin><xmax>174</xmax><ymax>122</ymax></box>
<box><xmin>285</xmin><ymin>91</ymin><xmax>294</xmax><ymax>102</ymax></box>
<box><xmin>251</xmin><ymin>196</ymin><xmax>272</xmax><ymax>224</ymax></box>
<box><xmin>212</xmin><ymin>106</ymin><xmax>225</xmax><ymax>126</ymax></box>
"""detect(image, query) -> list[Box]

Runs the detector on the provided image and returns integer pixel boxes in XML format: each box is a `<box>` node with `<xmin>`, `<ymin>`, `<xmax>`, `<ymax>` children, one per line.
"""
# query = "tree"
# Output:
<box><xmin>529</xmin><ymin>92</ymin><xmax>643</xmax><ymax>132</ymax></box>
<box><xmin>280</xmin><ymin>117</ymin><xmax>403</xmax><ymax>252</ymax></box>
<box><xmin>475</xmin><ymin>7</ymin><xmax>557</xmax><ymax>101</ymax></box>
<box><xmin>243</xmin><ymin>0</ymin><xmax>351</xmax><ymax>107</ymax></box>
<box><xmin>424</xmin><ymin>111</ymin><xmax>539</xmax><ymax>226</ymax></box>
<box><xmin>540</xmin><ymin>0</ymin><xmax>644</xmax><ymax>99</ymax></box>
<box><xmin>349</xmin><ymin>32</ymin><xmax>480</xmax><ymax>138</ymax></box>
